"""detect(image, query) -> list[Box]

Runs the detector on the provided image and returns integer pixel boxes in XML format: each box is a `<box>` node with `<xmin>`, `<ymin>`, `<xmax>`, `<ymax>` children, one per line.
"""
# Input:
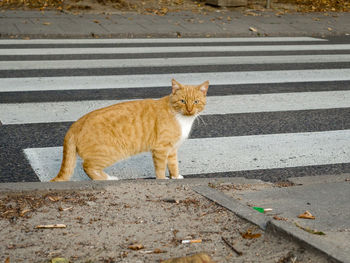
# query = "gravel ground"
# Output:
<box><xmin>0</xmin><ymin>180</ymin><xmax>328</xmax><ymax>263</ymax></box>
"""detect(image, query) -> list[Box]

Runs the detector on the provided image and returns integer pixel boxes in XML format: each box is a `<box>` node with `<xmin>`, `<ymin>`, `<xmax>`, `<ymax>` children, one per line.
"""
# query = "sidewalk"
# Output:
<box><xmin>195</xmin><ymin>174</ymin><xmax>350</xmax><ymax>263</ymax></box>
<box><xmin>1</xmin><ymin>10</ymin><xmax>350</xmax><ymax>38</ymax></box>
<box><xmin>0</xmin><ymin>175</ymin><xmax>349</xmax><ymax>262</ymax></box>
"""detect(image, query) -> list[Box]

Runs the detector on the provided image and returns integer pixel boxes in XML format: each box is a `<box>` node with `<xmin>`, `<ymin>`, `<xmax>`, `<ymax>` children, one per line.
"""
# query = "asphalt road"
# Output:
<box><xmin>1</xmin><ymin>36</ymin><xmax>350</xmax><ymax>183</ymax></box>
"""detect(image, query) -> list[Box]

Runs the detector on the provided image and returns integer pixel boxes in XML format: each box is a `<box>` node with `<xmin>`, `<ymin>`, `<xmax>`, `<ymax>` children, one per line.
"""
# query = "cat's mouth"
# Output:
<box><xmin>182</xmin><ymin>109</ymin><xmax>197</xmax><ymax>116</ymax></box>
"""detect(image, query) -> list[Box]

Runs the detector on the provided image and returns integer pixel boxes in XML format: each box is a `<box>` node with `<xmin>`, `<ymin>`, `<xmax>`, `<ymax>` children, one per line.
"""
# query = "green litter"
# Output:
<box><xmin>253</xmin><ymin>207</ymin><xmax>265</xmax><ymax>213</ymax></box>
<box><xmin>252</xmin><ymin>207</ymin><xmax>273</xmax><ymax>213</ymax></box>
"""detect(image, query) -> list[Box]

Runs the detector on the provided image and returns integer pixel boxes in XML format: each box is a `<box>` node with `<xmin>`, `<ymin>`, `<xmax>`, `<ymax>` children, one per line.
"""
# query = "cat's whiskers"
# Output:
<box><xmin>196</xmin><ymin>115</ymin><xmax>207</xmax><ymax>126</ymax></box>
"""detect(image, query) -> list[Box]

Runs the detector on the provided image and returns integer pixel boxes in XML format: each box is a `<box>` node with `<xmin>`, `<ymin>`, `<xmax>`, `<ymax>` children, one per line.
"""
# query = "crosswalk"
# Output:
<box><xmin>1</xmin><ymin>37</ymin><xmax>350</xmax><ymax>183</ymax></box>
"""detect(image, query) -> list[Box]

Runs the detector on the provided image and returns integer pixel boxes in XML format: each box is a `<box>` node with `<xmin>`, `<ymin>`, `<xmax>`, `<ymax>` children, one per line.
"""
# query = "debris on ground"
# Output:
<box><xmin>221</xmin><ymin>236</ymin><xmax>243</xmax><ymax>256</ymax></box>
<box><xmin>51</xmin><ymin>258</ymin><xmax>70</xmax><ymax>263</ymax></box>
<box><xmin>276</xmin><ymin>251</ymin><xmax>298</xmax><ymax>263</ymax></box>
<box><xmin>162</xmin><ymin>198</ymin><xmax>180</xmax><ymax>204</ymax></box>
<box><xmin>295</xmin><ymin>0</ymin><xmax>350</xmax><ymax>12</ymax></box>
<box><xmin>249</xmin><ymin>26</ymin><xmax>258</xmax><ymax>32</ymax></box>
<box><xmin>0</xmin><ymin>0</ymin><xmax>349</xmax><ymax>14</ymax></box>
<box><xmin>252</xmin><ymin>206</ymin><xmax>273</xmax><ymax>213</ymax></box>
<box><xmin>298</xmin><ymin>210</ymin><xmax>315</xmax><ymax>220</ymax></box>
<box><xmin>0</xmin><ymin>182</ymin><xmax>330</xmax><ymax>262</ymax></box>
<box><xmin>240</xmin><ymin>228</ymin><xmax>262</xmax><ymax>239</ymax></box>
<box><xmin>181</xmin><ymin>239</ymin><xmax>202</xmax><ymax>244</ymax></box>
<box><xmin>35</xmin><ymin>224</ymin><xmax>67</xmax><ymax>229</ymax></box>
<box><xmin>160</xmin><ymin>252</ymin><xmax>216</xmax><ymax>263</ymax></box>
<box><xmin>139</xmin><ymin>248</ymin><xmax>167</xmax><ymax>254</ymax></box>
<box><xmin>0</xmin><ymin>192</ymin><xmax>96</xmax><ymax>222</ymax></box>
<box><xmin>127</xmin><ymin>243</ymin><xmax>144</xmax><ymax>250</ymax></box>
<box><xmin>273</xmin><ymin>215</ymin><xmax>288</xmax><ymax>221</ymax></box>
<box><xmin>295</xmin><ymin>223</ymin><xmax>326</xmax><ymax>235</ymax></box>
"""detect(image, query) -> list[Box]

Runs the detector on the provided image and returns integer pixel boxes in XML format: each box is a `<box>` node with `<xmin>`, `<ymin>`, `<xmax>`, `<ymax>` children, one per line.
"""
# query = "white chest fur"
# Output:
<box><xmin>175</xmin><ymin>114</ymin><xmax>196</xmax><ymax>147</ymax></box>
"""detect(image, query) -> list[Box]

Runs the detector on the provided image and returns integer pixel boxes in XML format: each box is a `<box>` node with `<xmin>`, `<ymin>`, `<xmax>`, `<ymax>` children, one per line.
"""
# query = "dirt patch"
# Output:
<box><xmin>0</xmin><ymin>192</ymin><xmax>96</xmax><ymax>222</ymax></box>
<box><xmin>0</xmin><ymin>181</ymin><xmax>328</xmax><ymax>262</ymax></box>
<box><xmin>1</xmin><ymin>0</ymin><xmax>349</xmax><ymax>15</ymax></box>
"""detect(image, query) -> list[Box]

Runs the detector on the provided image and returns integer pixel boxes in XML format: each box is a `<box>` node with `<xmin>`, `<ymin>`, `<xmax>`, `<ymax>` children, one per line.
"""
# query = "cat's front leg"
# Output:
<box><xmin>167</xmin><ymin>150</ymin><xmax>183</xmax><ymax>179</ymax></box>
<box><xmin>152</xmin><ymin>149</ymin><xmax>169</xmax><ymax>179</ymax></box>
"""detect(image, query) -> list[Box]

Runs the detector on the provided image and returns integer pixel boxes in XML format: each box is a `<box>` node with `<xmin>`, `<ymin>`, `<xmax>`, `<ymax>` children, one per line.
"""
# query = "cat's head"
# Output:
<box><xmin>170</xmin><ymin>79</ymin><xmax>209</xmax><ymax>116</ymax></box>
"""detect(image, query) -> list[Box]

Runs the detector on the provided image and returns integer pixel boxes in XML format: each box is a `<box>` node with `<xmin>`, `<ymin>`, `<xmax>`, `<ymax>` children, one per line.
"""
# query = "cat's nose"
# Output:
<box><xmin>186</xmin><ymin>105</ymin><xmax>193</xmax><ymax>113</ymax></box>
<box><xmin>186</xmin><ymin>108</ymin><xmax>196</xmax><ymax>115</ymax></box>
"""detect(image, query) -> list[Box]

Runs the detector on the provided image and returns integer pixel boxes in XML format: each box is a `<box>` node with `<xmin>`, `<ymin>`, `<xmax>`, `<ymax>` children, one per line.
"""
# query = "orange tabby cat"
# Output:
<box><xmin>50</xmin><ymin>79</ymin><xmax>209</xmax><ymax>181</ymax></box>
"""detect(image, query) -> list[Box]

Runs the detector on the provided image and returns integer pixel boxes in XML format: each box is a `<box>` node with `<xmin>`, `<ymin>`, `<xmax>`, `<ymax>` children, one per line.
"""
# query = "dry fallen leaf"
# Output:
<box><xmin>42</xmin><ymin>22</ymin><xmax>51</xmax><ymax>26</ymax></box>
<box><xmin>241</xmin><ymin>229</ymin><xmax>262</xmax><ymax>239</ymax></box>
<box><xmin>35</xmin><ymin>224</ymin><xmax>66</xmax><ymax>229</ymax></box>
<box><xmin>162</xmin><ymin>198</ymin><xmax>180</xmax><ymax>204</ymax></box>
<box><xmin>245</xmin><ymin>11</ymin><xmax>259</xmax><ymax>16</ymax></box>
<box><xmin>153</xmin><ymin>248</ymin><xmax>167</xmax><ymax>254</ymax></box>
<box><xmin>249</xmin><ymin>27</ymin><xmax>258</xmax><ymax>32</ymax></box>
<box><xmin>275</xmin><ymin>11</ymin><xmax>285</xmax><ymax>16</ymax></box>
<box><xmin>161</xmin><ymin>252</ymin><xmax>215</xmax><ymax>263</ymax></box>
<box><xmin>58</xmin><ymin>206</ymin><xmax>73</xmax><ymax>211</ymax></box>
<box><xmin>47</xmin><ymin>196</ymin><xmax>62</xmax><ymax>202</ymax></box>
<box><xmin>128</xmin><ymin>243</ymin><xmax>144</xmax><ymax>250</ymax></box>
<box><xmin>5</xmin><ymin>257</ymin><xmax>10</xmax><ymax>263</ymax></box>
<box><xmin>273</xmin><ymin>215</ymin><xmax>288</xmax><ymax>221</ymax></box>
<box><xmin>140</xmin><ymin>248</ymin><xmax>167</xmax><ymax>254</ymax></box>
<box><xmin>295</xmin><ymin>223</ymin><xmax>325</xmax><ymax>235</ymax></box>
<box><xmin>20</xmin><ymin>209</ymin><xmax>31</xmax><ymax>217</ymax></box>
<box><xmin>298</xmin><ymin>210</ymin><xmax>315</xmax><ymax>219</ymax></box>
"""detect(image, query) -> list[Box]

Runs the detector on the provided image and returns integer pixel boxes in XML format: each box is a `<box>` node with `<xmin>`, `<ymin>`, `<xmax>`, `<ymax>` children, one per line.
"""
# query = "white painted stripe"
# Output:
<box><xmin>2</xmin><ymin>91</ymin><xmax>350</xmax><ymax>124</ymax></box>
<box><xmin>0</xmin><ymin>37</ymin><xmax>326</xmax><ymax>45</ymax></box>
<box><xmin>1</xmin><ymin>69</ymin><xmax>350</xmax><ymax>92</ymax></box>
<box><xmin>3</xmin><ymin>54</ymin><xmax>350</xmax><ymax>70</ymax></box>
<box><xmin>24</xmin><ymin>129</ymin><xmax>350</xmax><ymax>181</ymax></box>
<box><xmin>0</xmin><ymin>44</ymin><xmax>348</xmax><ymax>56</ymax></box>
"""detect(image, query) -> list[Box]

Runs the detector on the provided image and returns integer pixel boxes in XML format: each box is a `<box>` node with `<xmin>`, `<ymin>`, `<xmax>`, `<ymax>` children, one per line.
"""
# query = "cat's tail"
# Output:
<box><xmin>50</xmin><ymin>129</ymin><xmax>77</xmax><ymax>182</ymax></box>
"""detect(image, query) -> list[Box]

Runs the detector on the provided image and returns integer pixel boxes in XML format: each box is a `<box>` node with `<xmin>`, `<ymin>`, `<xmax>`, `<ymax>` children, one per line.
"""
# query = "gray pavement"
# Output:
<box><xmin>1</xmin><ymin>9</ymin><xmax>350</xmax><ymax>38</ymax></box>
<box><xmin>194</xmin><ymin>174</ymin><xmax>350</xmax><ymax>263</ymax></box>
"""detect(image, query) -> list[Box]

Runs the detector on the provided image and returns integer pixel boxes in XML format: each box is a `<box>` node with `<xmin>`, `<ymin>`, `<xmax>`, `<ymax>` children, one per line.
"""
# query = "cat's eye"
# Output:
<box><xmin>180</xmin><ymin>99</ymin><xmax>186</xmax><ymax>104</ymax></box>
<box><xmin>194</xmin><ymin>100</ymin><xmax>199</xmax><ymax>104</ymax></box>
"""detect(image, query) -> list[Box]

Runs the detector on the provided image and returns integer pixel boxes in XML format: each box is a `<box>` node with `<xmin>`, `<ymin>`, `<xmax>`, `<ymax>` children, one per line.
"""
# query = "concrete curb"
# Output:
<box><xmin>267</xmin><ymin>220</ymin><xmax>348</xmax><ymax>263</ymax></box>
<box><xmin>193</xmin><ymin>185</ymin><xmax>349</xmax><ymax>263</ymax></box>
<box><xmin>0</xmin><ymin>177</ymin><xmax>262</xmax><ymax>194</ymax></box>
<box><xmin>192</xmin><ymin>185</ymin><xmax>268</xmax><ymax>229</ymax></box>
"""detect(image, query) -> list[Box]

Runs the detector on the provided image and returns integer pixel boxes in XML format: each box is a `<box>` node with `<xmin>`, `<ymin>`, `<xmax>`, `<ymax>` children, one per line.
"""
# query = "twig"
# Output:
<box><xmin>221</xmin><ymin>236</ymin><xmax>242</xmax><ymax>256</ymax></box>
<box><xmin>35</xmin><ymin>224</ymin><xmax>66</xmax><ymax>229</ymax></box>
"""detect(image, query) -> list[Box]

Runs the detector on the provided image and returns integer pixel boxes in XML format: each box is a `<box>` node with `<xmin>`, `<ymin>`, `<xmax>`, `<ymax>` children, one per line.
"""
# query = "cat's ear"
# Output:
<box><xmin>172</xmin><ymin>79</ymin><xmax>182</xmax><ymax>94</ymax></box>
<box><xmin>198</xmin><ymin>80</ymin><xmax>209</xmax><ymax>95</ymax></box>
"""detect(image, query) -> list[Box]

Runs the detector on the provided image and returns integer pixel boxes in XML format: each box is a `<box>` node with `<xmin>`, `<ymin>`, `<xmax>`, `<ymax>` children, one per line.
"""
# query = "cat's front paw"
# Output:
<box><xmin>172</xmin><ymin>174</ymin><xmax>184</xmax><ymax>179</ymax></box>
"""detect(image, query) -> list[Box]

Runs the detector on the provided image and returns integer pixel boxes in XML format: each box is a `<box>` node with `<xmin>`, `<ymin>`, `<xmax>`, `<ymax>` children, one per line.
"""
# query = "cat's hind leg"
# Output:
<box><xmin>152</xmin><ymin>149</ymin><xmax>170</xmax><ymax>179</ymax></box>
<box><xmin>83</xmin><ymin>159</ymin><xmax>118</xmax><ymax>181</ymax></box>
